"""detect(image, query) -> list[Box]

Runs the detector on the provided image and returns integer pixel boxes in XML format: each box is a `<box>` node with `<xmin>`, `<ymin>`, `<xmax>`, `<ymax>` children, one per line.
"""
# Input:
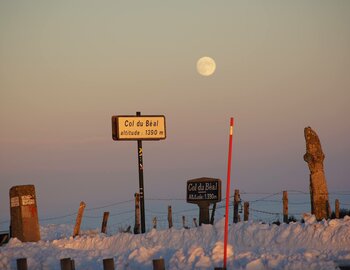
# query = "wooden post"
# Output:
<box><xmin>152</xmin><ymin>217</ymin><xmax>157</xmax><ymax>229</ymax></box>
<box><xmin>335</xmin><ymin>199</ymin><xmax>340</xmax><ymax>219</ymax></box>
<box><xmin>103</xmin><ymin>258</ymin><xmax>115</xmax><ymax>270</ymax></box>
<box><xmin>283</xmin><ymin>191</ymin><xmax>288</xmax><ymax>223</ymax></box>
<box><xmin>244</xmin><ymin>202</ymin><xmax>249</xmax><ymax>221</ymax></box>
<box><xmin>73</xmin><ymin>201</ymin><xmax>86</xmax><ymax>238</ymax></box>
<box><xmin>101</xmin><ymin>212</ymin><xmax>109</xmax><ymax>234</ymax></box>
<box><xmin>134</xmin><ymin>193</ymin><xmax>141</xmax><ymax>234</ymax></box>
<box><xmin>60</xmin><ymin>258</ymin><xmax>73</xmax><ymax>270</ymax></box>
<box><xmin>153</xmin><ymin>258</ymin><xmax>165</xmax><ymax>270</ymax></box>
<box><xmin>16</xmin><ymin>258</ymin><xmax>27</xmax><ymax>270</ymax></box>
<box><xmin>233</xmin><ymin>189</ymin><xmax>240</xmax><ymax>223</ymax></box>
<box><xmin>304</xmin><ymin>127</ymin><xmax>331</xmax><ymax>220</ymax></box>
<box><xmin>168</xmin><ymin>205</ymin><xmax>173</xmax><ymax>229</ymax></box>
<box><xmin>210</xmin><ymin>203</ymin><xmax>217</xmax><ymax>225</ymax></box>
<box><xmin>193</xmin><ymin>218</ymin><xmax>198</xmax><ymax>227</ymax></box>
<box><xmin>182</xmin><ymin>216</ymin><xmax>186</xmax><ymax>228</ymax></box>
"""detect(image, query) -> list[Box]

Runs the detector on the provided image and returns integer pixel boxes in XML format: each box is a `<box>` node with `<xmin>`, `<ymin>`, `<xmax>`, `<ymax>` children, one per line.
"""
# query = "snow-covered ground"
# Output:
<box><xmin>1</xmin><ymin>215</ymin><xmax>350</xmax><ymax>270</ymax></box>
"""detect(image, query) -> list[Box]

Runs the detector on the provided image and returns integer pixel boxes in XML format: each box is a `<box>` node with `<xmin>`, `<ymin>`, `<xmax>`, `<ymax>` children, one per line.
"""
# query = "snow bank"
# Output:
<box><xmin>1</xmin><ymin>216</ymin><xmax>350</xmax><ymax>270</ymax></box>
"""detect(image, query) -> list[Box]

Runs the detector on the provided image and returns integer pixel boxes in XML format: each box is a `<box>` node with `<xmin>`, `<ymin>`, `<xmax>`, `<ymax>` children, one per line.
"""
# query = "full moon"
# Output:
<box><xmin>196</xmin><ymin>56</ymin><xmax>216</xmax><ymax>76</ymax></box>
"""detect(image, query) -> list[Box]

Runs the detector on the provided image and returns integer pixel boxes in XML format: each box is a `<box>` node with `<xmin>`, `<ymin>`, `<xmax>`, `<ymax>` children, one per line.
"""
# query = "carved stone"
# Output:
<box><xmin>10</xmin><ymin>185</ymin><xmax>40</xmax><ymax>242</ymax></box>
<box><xmin>303</xmin><ymin>127</ymin><xmax>331</xmax><ymax>220</ymax></box>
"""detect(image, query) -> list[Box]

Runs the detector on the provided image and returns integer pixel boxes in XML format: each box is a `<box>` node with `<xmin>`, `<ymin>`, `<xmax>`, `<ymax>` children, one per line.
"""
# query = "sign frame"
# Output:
<box><xmin>187</xmin><ymin>177</ymin><xmax>222</xmax><ymax>204</ymax></box>
<box><xmin>112</xmin><ymin>115</ymin><xmax>166</xmax><ymax>141</ymax></box>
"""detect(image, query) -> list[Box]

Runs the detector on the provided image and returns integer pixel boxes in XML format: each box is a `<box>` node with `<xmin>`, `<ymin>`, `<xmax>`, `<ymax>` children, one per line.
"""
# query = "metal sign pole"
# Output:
<box><xmin>136</xmin><ymin>111</ymin><xmax>146</xmax><ymax>233</ymax></box>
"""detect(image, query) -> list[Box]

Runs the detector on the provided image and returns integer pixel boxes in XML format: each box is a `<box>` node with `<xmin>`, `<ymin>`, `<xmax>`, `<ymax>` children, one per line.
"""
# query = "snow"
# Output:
<box><xmin>1</xmin><ymin>216</ymin><xmax>350</xmax><ymax>270</ymax></box>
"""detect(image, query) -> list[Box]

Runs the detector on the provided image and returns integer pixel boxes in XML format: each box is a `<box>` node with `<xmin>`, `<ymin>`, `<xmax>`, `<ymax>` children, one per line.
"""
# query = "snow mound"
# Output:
<box><xmin>0</xmin><ymin>217</ymin><xmax>350</xmax><ymax>269</ymax></box>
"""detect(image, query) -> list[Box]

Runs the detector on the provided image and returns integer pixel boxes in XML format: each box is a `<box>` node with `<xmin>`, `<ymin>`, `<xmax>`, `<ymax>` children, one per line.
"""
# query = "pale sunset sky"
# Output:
<box><xmin>1</xmin><ymin>1</ymin><xmax>349</xmax><ymax>227</ymax></box>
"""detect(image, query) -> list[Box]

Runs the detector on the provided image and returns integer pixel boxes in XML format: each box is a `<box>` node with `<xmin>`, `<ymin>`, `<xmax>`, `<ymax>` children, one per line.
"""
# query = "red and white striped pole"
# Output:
<box><xmin>224</xmin><ymin>117</ymin><xmax>234</xmax><ymax>269</ymax></box>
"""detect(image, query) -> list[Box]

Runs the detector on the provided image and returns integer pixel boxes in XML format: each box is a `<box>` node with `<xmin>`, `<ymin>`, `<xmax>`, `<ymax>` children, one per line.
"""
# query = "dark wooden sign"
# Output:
<box><xmin>187</xmin><ymin>177</ymin><xmax>221</xmax><ymax>204</ymax></box>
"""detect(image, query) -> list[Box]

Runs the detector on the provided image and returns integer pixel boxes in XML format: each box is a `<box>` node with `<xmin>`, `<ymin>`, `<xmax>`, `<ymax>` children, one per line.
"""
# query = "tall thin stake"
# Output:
<box><xmin>224</xmin><ymin>117</ymin><xmax>234</xmax><ymax>269</ymax></box>
<box><xmin>73</xmin><ymin>201</ymin><xmax>86</xmax><ymax>238</ymax></box>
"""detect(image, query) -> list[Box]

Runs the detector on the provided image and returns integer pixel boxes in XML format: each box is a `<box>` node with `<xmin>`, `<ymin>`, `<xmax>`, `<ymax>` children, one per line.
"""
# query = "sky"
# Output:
<box><xmin>1</xmin><ymin>1</ymin><xmax>350</xmax><ymax>229</ymax></box>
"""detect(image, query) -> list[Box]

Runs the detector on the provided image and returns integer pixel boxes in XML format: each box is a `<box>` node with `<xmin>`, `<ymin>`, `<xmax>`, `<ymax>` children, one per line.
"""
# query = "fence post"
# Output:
<box><xmin>233</xmin><ymin>189</ymin><xmax>240</xmax><ymax>223</ymax></box>
<box><xmin>193</xmin><ymin>218</ymin><xmax>198</xmax><ymax>227</ymax></box>
<box><xmin>168</xmin><ymin>205</ymin><xmax>173</xmax><ymax>229</ymax></box>
<box><xmin>153</xmin><ymin>258</ymin><xmax>165</xmax><ymax>270</ymax></box>
<box><xmin>101</xmin><ymin>212</ymin><xmax>109</xmax><ymax>234</ymax></box>
<box><xmin>71</xmin><ymin>259</ymin><xmax>75</xmax><ymax>270</ymax></box>
<box><xmin>283</xmin><ymin>191</ymin><xmax>288</xmax><ymax>223</ymax></box>
<box><xmin>210</xmin><ymin>203</ymin><xmax>217</xmax><ymax>225</ymax></box>
<box><xmin>244</xmin><ymin>201</ymin><xmax>249</xmax><ymax>221</ymax></box>
<box><xmin>60</xmin><ymin>258</ymin><xmax>73</xmax><ymax>270</ymax></box>
<box><xmin>73</xmin><ymin>201</ymin><xmax>86</xmax><ymax>238</ymax></box>
<box><xmin>16</xmin><ymin>258</ymin><xmax>27</xmax><ymax>270</ymax></box>
<box><xmin>152</xmin><ymin>217</ymin><xmax>157</xmax><ymax>229</ymax></box>
<box><xmin>103</xmin><ymin>258</ymin><xmax>115</xmax><ymax>270</ymax></box>
<box><xmin>134</xmin><ymin>193</ymin><xmax>141</xmax><ymax>234</ymax></box>
<box><xmin>335</xmin><ymin>199</ymin><xmax>340</xmax><ymax>219</ymax></box>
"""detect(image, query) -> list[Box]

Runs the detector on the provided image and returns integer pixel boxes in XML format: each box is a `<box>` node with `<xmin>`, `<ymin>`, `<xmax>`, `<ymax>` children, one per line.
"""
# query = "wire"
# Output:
<box><xmin>246</xmin><ymin>192</ymin><xmax>283</xmax><ymax>203</ymax></box>
<box><xmin>85</xmin><ymin>199</ymin><xmax>133</xmax><ymax>211</ymax></box>
<box><xmin>40</xmin><ymin>213</ymin><xmax>77</xmax><ymax>222</ymax></box>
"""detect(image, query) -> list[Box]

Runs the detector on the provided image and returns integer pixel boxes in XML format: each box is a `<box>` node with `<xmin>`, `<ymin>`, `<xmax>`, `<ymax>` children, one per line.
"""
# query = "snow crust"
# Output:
<box><xmin>1</xmin><ymin>216</ymin><xmax>350</xmax><ymax>270</ymax></box>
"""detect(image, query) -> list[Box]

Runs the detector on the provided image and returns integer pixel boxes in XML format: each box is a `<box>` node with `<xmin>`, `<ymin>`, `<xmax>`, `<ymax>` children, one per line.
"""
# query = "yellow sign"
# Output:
<box><xmin>112</xmin><ymin>115</ymin><xmax>166</xmax><ymax>140</ymax></box>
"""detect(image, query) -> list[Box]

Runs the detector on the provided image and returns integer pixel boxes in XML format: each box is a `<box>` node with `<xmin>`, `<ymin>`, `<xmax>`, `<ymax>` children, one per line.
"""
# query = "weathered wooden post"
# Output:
<box><xmin>244</xmin><ymin>201</ymin><xmax>249</xmax><ymax>221</ymax></box>
<box><xmin>182</xmin><ymin>216</ymin><xmax>186</xmax><ymax>228</ymax></box>
<box><xmin>103</xmin><ymin>258</ymin><xmax>115</xmax><ymax>270</ymax></box>
<box><xmin>60</xmin><ymin>258</ymin><xmax>71</xmax><ymax>270</ymax></box>
<box><xmin>167</xmin><ymin>206</ymin><xmax>173</xmax><ymax>229</ymax></box>
<box><xmin>134</xmin><ymin>193</ymin><xmax>141</xmax><ymax>234</ymax></box>
<box><xmin>187</xmin><ymin>177</ymin><xmax>222</xmax><ymax>226</ymax></box>
<box><xmin>153</xmin><ymin>258</ymin><xmax>165</xmax><ymax>270</ymax></box>
<box><xmin>60</xmin><ymin>258</ymin><xmax>75</xmax><ymax>270</ymax></box>
<box><xmin>283</xmin><ymin>191</ymin><xmax>288</xmax><ymax>223</ymax></box>
<box><xmin>335</xmin><ymin>199</ymin><xmax>340</xmax><ymax>219</ymax></box>
<box><xmin>304</xmin><ymin>127</ymin><xmax>331</xmax><ymax>220</ymax></box>
<box><xmin>152</xmin><ymin>217</ymin><xmax>157</xmax><ymax>229</ymax></box>
<box><xmin>101</xmin><ymin>212</ymin><xmax>109</xmax><ymax>234</ymax></box>
<box><xmin>16</xmin><ymin>258</ymin><xmax>27</xmax><ymax>270</ymax></box>
<box><xmin>233</xmin><ymin>189</ymin><xmax>240</xmax><ymax>223</ymax></box>
<box><xmin>10</xmin><ymin>185</ymin><xmax>40</xmax><ymax>242</ymax></box>
<box><xmin>71</xmin><ymin>260</ymin><xmax>75</xmax><ymax>270</ymax></box>
<box><xmin>193</xmin><ymin>218</ymin><xmax>198</xmax><ymax>227</ymax></box>
<box><xmin>73</xmin><ymin>201</ymin><xmax>86</xmax><ymax>238</ymax></box>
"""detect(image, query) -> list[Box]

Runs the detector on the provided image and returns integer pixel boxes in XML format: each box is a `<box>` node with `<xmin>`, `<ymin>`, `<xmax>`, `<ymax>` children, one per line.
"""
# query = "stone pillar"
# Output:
<box><xmin>9</xmin><ymin>185</ymin><xmax>40</xmax><ymax>242</ymax></box>
<box><xmin>303</xmin><ymin>127</ymin><xmax>331</xmax><ymax>220</ymax></box>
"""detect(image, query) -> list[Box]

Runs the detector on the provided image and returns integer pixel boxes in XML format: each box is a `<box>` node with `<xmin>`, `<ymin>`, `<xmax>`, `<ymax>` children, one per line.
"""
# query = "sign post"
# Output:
<box><xmin>112</xmin><ymin>112</ymin><xmax>166</xmax><ymax>233</ymax></box>
<box><xmin>136</xmin><ymin>112</ymin><xmax>146</xmax><ymax>233</ymax></box>
<box><xmin>187</xmin><ymin>177</ymin><xmax>222</xmax><ymax>225</ymax></box>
